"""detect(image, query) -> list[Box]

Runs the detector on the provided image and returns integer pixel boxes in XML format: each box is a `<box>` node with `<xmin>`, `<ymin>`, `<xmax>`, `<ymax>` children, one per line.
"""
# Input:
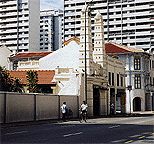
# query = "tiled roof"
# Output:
<box><xmin>13</xmin><ymin>52</ymin><xmax>53</xmax><ymax>58</ymax></box>
<box><xmin>62</xmin><ymin>37</ymin><xmax>80</xmax><ymax>46</ymax></box>
<box><xmin>105</xmin><ymin>42</ymin><xmax>144</xmax><ymax>53</ymax></box>
<box><xmin>8</xmin><ymin>70</ymin><xmax>56</xmax><ymax>85</ymax></box>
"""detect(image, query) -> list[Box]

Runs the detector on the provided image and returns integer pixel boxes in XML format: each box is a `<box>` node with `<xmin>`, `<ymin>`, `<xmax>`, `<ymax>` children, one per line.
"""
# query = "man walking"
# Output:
<box><xmin>61</xmin><ymin>102</ymin><xmax>68</xmax><ymax>122</ymax></box>
<box><xmin>80</xmin><ymin>101</ymin><xmax>88</xmax><ymax>122</ymax></box>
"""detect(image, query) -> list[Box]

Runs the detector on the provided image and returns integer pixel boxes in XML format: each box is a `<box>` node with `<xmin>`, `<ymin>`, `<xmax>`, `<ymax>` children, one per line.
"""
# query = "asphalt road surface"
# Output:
<box><xmin>1</xmin><ymin>115</ymin><xmax>154</xmax><ymax>143</ymax></box>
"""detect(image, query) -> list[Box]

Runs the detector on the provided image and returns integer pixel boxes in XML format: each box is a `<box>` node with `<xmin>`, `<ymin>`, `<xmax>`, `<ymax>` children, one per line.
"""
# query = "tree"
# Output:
<box><xmin>26</xmin><ymin>70</ymin><xmax>41</xmax><ymax>93</ymax></box>
<box><xmin>0</xmin><ymin>66</ymin><xmax>23</xmax><ymax>92</ymax></box>
<box><xmin>0</xmin><ymin>66</ymin><xmax>14</xmax><ymax>92</ymax></box>
<box><xmin>12</xmin><ymin>78</ymin><xmax>23</xmax><ymax>92</ymax></box>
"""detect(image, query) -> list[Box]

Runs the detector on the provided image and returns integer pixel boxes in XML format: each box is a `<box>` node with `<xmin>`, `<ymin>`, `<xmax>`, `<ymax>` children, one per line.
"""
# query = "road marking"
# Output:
<box><xmin>150</xmin><ymin>133</ymin><xmax>154</xmax><ymax>135</ymax></box>
<box><xmin>111</xmin><ymin>139</ymin><xmax>126</xmax><ymax>143</ymax></box>
<box><xmin>61</xmin><ymin>125</ymin><xmax>75</xmax><ymax>128</ymax></box>
<box><xmin>5</xmin><ymin>131</ymin><xmax>28</xmax><ymax>135</ymax></box>
<box><xmin>129</xmin><ymin>134</ymin><xmax>141</xmax><ymax>138</ymax></box>
<box><xmin>138</xmin><ymin>136</ymin><xmax>145</xmax><ymax>139</ymax></box>
<box><xmin>109</xmin><ymin>125</ymin><xmax>120</xmax><ymax>129</ymax></box>
<box><xmin>142</xmin><ymin>132</ymin><xmax>151</xmax><ymax>135</ymax></box>
<box><xmin>63</xmin><ymin>132</ymin><xmax>83</xmax><ymax>137</ymax></box>
<box><xmin>125</xmin><ymin>140</ymin><xmax>133</xmax><ymax>143</ymax></box>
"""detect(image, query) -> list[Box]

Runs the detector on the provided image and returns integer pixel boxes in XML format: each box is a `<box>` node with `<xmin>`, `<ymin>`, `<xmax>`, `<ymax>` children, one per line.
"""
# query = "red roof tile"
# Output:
<box><xmin>13</xmin><ymin>52</ymin><xmax>53</xmax><ymax>58</ymax></box>
<box><xmin>105</xmin><ymin>43</ymin><xmax>131</xmax><ymax>53</ymax></box>
<box><xmin>105</xmin><ymin>42</ymin><xmax>144</xmax><ymax>53</ymax></box>
<box><xmin>8</xmin><ymin>70</ymin><xmax>56</xmax><ymax>85</ymax></box>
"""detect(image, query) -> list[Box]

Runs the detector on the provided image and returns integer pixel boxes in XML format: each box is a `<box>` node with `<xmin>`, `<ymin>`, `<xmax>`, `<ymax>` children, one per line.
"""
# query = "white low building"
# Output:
<box><xmin>39</xmin><ymin>8</ymin><xmax>126</xmax><ymax>116</ymax></box>
<box><xmin>0</xmin><ymin>45</ymin><xmax>11</xmax><ymax>69</ymax></box>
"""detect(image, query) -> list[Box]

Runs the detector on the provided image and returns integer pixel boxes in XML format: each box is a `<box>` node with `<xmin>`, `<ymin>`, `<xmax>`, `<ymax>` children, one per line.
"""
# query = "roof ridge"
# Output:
<box><xmin>110</xmin><ymin>42</ymin><xmax>144</xmax><ymax>52</ymax></box>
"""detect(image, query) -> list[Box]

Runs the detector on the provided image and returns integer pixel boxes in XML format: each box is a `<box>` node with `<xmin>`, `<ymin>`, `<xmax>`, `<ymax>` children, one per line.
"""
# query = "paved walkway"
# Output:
<box><xmin>132</xmin><ymin>111</ymin><xmax>154</xmax><ymax>115</ymax></box>
<box><xmin>1</xmin><ymin>111</ymin><xmax>154</xmax><ymax>128</ymax></box>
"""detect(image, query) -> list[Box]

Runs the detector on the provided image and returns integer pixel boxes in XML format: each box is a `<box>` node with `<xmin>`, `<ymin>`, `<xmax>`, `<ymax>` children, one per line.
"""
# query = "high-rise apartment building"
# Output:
<box><xmin>40</xmin><ymin>9</ymin><xmax>63</xmax><ymax>51</ymax></box>
<box><xmin>63</xmin><ymin>0</ymin><xmax>154</xmax><ymax>52</ymax></box>
<box><xmin>0</xmin><ymin>0</ymin><xmax>40</xmax><ymax>53</ymax></box>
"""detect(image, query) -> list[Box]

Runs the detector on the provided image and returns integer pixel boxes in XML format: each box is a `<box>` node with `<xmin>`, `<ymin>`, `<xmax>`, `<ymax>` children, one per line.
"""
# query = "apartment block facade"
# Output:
<box><xmin>0</xmin><ymin>0</ymin><xmax>40</xmax><ymax>53</ymax></box>
<box><xmin>40</xmin><ymin>9</ymin><xmax>63</xmax><ymax>51</ymax></box>
<box><xmin>63</xmin><ymin>0</ymin><xmax>154</xmax><ymax>52</ymax></box>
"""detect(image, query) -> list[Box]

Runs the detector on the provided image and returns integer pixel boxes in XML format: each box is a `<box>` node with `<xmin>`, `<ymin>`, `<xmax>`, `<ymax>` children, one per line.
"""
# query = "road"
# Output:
<box><xmin>1</xmin><ymin>115</ymin><xmax>154</xmax><ymax>143</ymax></box>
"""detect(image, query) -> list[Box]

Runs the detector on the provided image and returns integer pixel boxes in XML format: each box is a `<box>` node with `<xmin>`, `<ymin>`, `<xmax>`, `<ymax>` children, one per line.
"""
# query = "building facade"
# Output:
<box><xmin>106</xmin><ymin>42</ymin><xmax>153</xmax><ymax>112</ymax></box>
<box><xmin>150</xmin><ymin>54</ymin><xmax>154</xmax><ymax>110</ymax></box>
<box><xmin>8</xmin><ymin>52</ymin><xmax>52</xmax><ymax>70</ymax></box>
<box><xmin>0</xmin><ymin>0</ymin><xmax>40</xmax><ymax>53</ymax></box>
<box><xmin>0</xmin><ymin>45</ymin><xmax>11</xmax><ymax>69</ymax></box>
<box><xmin>40</xmin><ymin>9</ymin><xmax>126</xmax><ymax>116</ymax></box>
<box><xmin>63</xmin><ymin>0</ymin><xmax>154</xmax><ymax>51</ymax></box>
<box><xmin>40</xmin><ymin>9</ymin><xmax>63</xmax><ymax>51</ymax></box>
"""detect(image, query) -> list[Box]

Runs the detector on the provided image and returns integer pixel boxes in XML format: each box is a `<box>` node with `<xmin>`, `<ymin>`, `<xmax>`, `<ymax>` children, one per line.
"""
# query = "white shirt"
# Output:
<box><xmin>61</xmin><ymin>104</ymin><xmax>67</xmax><ymax>113</ymax></box>
<box><xmin>81</xmin><ymin>104</ymin><xmax>88</xmax><ymax>111</ymax></box>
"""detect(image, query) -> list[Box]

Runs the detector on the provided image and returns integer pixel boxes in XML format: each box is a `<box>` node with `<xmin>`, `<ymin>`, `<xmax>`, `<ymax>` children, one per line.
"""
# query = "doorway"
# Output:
<box><xmin>93</xmin><ymin>87</ymin><xmax>100</xmax><ymax>116</ymax></box>
<box><xmin>133</xmin><ymin>97</ymin><xmax>141</xmax><ymax>111</ymax></box>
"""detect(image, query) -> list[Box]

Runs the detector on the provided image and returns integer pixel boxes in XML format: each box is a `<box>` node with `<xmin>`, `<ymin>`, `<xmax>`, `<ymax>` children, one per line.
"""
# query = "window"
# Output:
<box><xmin>13</xmin><ymin>61</ymin><xmax>18</xmax><ymax>70</ymax></box>
<box><xmin>112</xmin><ymin>73</ymin><xmax>114</xmax><ymax>86</ymax></box>
<box><xmin>134</xmin><ymin>57</ymin><xmax>140</xmax><ymax>70</ymax></box>
<box><xmin>117</xmin><ymin>74</ymin><xmax>119</xmax><ymax>86</ymax></box>
<box><xmin>109</xmin><ymin>72</ymin><xmax>111</xmax><ymax>85</ymax></box>
<box><xmin>152</xmin><ymin>60</ymin><xmax>154</xmax><ymax>68</ymax></box>
<box><xmin>135</xmin><ymin>74</ymin><xmax>141</xmax><ymax>89</ymax></box>
<box><xmin>121</xmin><ymin>77</ymin><xmax>123</xmax><ymax>87</ymax></box>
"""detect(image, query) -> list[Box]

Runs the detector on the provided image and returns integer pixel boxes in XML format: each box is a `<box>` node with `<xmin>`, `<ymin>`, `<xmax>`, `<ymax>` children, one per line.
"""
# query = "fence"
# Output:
<box><xmin>0</xmin><ymin>92</ymin><xmax>79</xmax><ymax>123</ymax></box>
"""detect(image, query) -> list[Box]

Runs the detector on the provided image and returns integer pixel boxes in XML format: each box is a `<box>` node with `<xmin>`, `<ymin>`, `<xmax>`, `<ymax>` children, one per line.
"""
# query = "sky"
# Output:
<box><xmin>40</xmin><ymin>0</ymin><xmax>64</xmax><ymax>10</ymax></box>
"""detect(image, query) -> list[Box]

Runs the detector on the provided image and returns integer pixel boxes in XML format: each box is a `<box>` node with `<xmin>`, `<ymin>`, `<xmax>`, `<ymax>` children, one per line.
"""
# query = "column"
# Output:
<box><xmin>126</xmin><ymin>55</ymin><xmax>129</xmax><ymax>71</ymax></box>
<box><xmin>131</xmin><ymin>55</ymin><xmax>134</xmax><ymax>71</ymax></box>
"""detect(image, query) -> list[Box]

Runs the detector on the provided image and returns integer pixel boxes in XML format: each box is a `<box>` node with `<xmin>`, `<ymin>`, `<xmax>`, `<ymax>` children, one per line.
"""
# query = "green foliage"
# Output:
<box><xmin>0</xmin><ymin>66</ymin><xmax>13</xmax><ymax>91</ymax></box>
<box><xmin>0</xmin><ymin>66</ymin><xmax>23</xmax><ymax>92</ymax></box>
<box><xmin>26</xmin><ymin>70</ymin><xmax>41</xmax><ymax>93</ymax></box>
<box><xmin>13</xmin><ymin>78</ymin><xmax>23</xmax><ymax>92</ymax></box>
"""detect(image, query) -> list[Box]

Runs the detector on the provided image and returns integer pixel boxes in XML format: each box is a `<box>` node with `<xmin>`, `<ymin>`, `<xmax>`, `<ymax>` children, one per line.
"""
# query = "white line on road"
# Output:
<box><xmin>63</xmin><ymin>132</ymin><xmax>83</xmax><ymax>137</ymax></box>
<box><xmin>61</xmin><ymin>125</ymin><xmax>76</xmax><ymax>128</ymax></box>
<box><xmin>5</xmin><ymin>131</ymin><xmax>28</xmax><ymax>135</ymax></box>
<box><xmin>129</xmin><ymin>134</ymin><xmax>141</xmax><ymax>138</ymax></box>
<box><xmin>109</xmin><ymin>125</ymin><xmax>120</xmax><ymax>129</ymax></box>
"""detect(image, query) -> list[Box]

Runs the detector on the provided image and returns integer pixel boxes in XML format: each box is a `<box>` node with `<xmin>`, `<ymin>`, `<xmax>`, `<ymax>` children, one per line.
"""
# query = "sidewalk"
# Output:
<box><xmin>1</xmin><ymin>111</ymin><xmax>154</xmax><ymax>128</ymax></box>
<box><xmin>132</xmin><ymin>111</ymin><xmax>154</xmax><ymax>115</ymax></box>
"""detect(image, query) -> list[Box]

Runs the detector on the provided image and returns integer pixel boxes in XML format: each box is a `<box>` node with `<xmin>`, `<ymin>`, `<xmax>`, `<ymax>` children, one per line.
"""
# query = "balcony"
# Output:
<box><xmin>0</xmin><ymin>11</ymin><xmax>17</xmax><ymax>17</ymax></box>
<box><xmin>19</xmin><ymin>40</ymin><xmax>29</xmax><ymax>44</ymax></box>
<box><xmin>18</xmin><ymin>34</ymin><xmax>29</xmax><ymax>38</ymax></box>
<box><xmin>1</xmin><ymin>23</ymin><xmax>17</xmax><ymax>28</ymax></box>
<box><xmin>0</xmin><ymin>18</ymin><xmax>17</xmax><ymax>23</ymax></box>
<box><xmin>18</xmin><ymin>61</ymin><xmax>39</xmax><ymax>70</ymax></box>
<box><xmin>0</xmin><ymin>1</ymin><xmax>17</xmax><ymax>6</ymax></box>
<box><xmin>136</xmin><ymin>31</ymin><xmax>151</xmax><ymax>36</ymax></box>
<box><xmin>136</xmin><ymin>44</ymin><xmax>150</xmax><ymax>49</ymax></box>
<box><xmin>0</xmin><ymin>29</ymin><xmax>17</xmax><ymax>34</ymax></box>
<box><xmin>0</xmin><ymin>35</ymin><xmax>17</xmax><ymax>39</ymax></box>
<box><xmin>4</xmin><ymin>40</ymin><xmax>17</xmax><ymax>45</ymax></box>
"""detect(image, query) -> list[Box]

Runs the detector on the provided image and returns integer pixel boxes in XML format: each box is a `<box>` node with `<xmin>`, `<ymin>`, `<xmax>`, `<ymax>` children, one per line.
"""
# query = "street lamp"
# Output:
<box><xmin>84</xmin><ymin>0</ymin><xmax>93</xmax><ymax>104</ymax></box>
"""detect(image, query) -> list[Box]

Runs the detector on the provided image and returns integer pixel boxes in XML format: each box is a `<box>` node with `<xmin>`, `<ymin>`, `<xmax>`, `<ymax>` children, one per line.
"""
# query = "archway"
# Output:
<box><xmin>133</xmin><ymin>97</ymin><xmax>141</xmax><ymax>111</ymax></box>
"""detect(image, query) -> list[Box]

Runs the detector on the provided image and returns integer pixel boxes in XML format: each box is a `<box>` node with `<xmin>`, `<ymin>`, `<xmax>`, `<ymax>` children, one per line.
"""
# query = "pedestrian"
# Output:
<box><xmin>110</xmin><ymin>102</ymin><xmax>114</xmax><ymax>115</ymax></box>
<box><xmin>79</xmin><ymin>104</ymin><xmax>83</xmax><ymax>122</ymax></box>
<box><xmin>80</xmin><ymin>101</ymin><xmax>88</xmax><ymax>122</ymax></box>
<box><xmin>61</xmin><ymin>102</ymin><xmax>68</xmax><ymax>122</ymax></box>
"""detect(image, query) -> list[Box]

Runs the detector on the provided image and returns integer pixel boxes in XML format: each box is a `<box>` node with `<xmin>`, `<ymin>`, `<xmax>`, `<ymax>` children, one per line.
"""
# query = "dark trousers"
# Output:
<box><xmin>110</xmin><ymin>109</ymin><xmax>114</xmax><ymax>115</ymax></box>
<box><xmin>62</xmin><ymin>113</ymin><xmax>67</xmax><ymax>121</ymax></box>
